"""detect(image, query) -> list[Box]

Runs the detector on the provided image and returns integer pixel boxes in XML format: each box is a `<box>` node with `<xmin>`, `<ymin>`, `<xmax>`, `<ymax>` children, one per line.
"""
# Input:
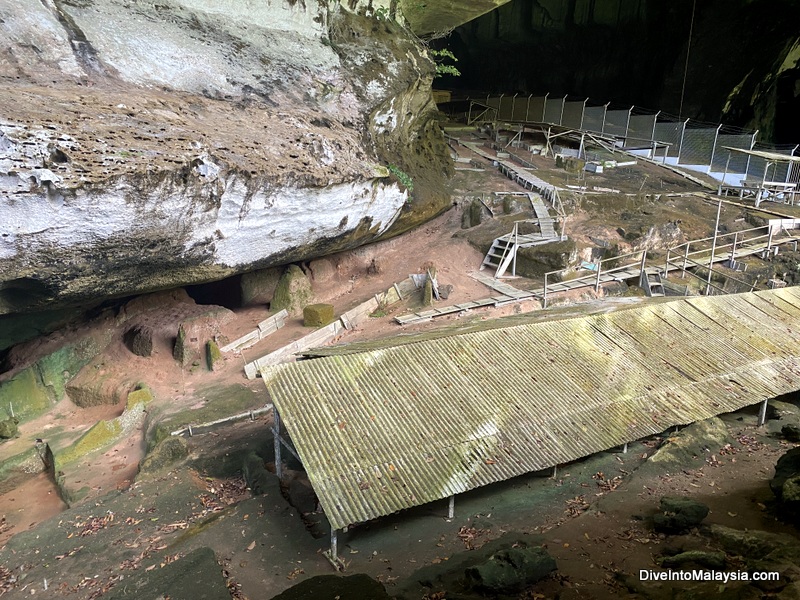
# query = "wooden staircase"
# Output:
<box><xmin>641</xmin><ymin>269</ymin><xmax>665</xmax><ymax>297</ymax></box>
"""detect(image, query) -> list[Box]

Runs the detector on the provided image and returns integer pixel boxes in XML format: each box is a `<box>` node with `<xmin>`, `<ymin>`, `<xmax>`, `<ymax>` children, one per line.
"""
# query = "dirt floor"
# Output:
<box><xmin>2</xmin><ymin>125</ymin><xmax>800</xmax><ymax>599</ymax></box>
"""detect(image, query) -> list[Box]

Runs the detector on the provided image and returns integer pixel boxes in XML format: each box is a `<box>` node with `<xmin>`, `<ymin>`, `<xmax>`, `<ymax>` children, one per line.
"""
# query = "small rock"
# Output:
<box><xmin>303</xmin><ymin>303</ymin><xmax>335</xmax><ymax>327</ymax></box>
<box><xmin>439</xmin><ymin>284</ymin><xmax>453</xmax><ymax>300</ymax></box>
<box><xmin>206</xmin><ymin>340</ymin><xmax>222</xmax><ymax>371</ymax></box>
<box><xmin>653</xmin><ymin>496</ymin><xmax>709</xmax><ymax>533</ymax></box>
<box><xmin>660</xmin><ymin>550</ymin><xmax>726</xmax><ymax>570</ymax></box>
<box><xmin>123</xmin><ymin>325</ymin><xmax>153</xmax><ymax>357</ymax></box>
<box><xmin>0</xmin><ymin>417</ymin><xmax>19</xmax><ymax>439</ymax></box>
<box><xmin>139</xmin><ymin>436</ymin><xmax>189</xmax><ymax>474</ymax></box>
<box><xmin>783</xmin><ymin>424</ymin><xmax>800</xmax><ymax>443</ymax></box>
<box><xmin>465</xmin><ymin>546</ymin><xmax>556</xmax><ymax>594</ymax></box>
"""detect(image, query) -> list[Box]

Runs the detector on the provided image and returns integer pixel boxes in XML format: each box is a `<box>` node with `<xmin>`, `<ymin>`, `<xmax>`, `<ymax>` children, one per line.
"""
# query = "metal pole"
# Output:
<box><xmin>682</xmin><ymin>242</ymin><xmax>690</xmax><ymax>279</ymax></box>
<box><xmin>552</xmin><ymin>465</ymin><xmax>558</xmax><ymax>479</ymax></box>
<box><xmin>676</xmin><ymin>119</ymin><xmax>689</xmax><ymax>164</ymax></box>
<box><xmin>601</xmin><ymin>103</ymin><xmax>609</xmax><ymax>135</ymax></box>
<box><xmin>664</xmin><ymin>247</ymin><xmax>671</xmax><ymax>278</ymax></box>
<box><xmin>719</xmin><ymin>151</ymin><xmax>732</xmax><ymax>195</ymax></box>
<box><xmin>731</xmin><ymin>232</ymin><xmax>738</xmax><ymax>266</ymax></box>
<box><xmin>559</xmin><ymin>94</ymin><xmax>567</xmax><ymax>126</ymax></box>
<box><xmin>705</xmin><ymin>200</ymin><xmax>722</xmax><ymax>295</ymax></box>
<box><xmin>623</xmin><ymin>442</ymin><xmax>628</xmax><ymax>454</ymax></box>
<box><xmin>708</xmin><ymin>124</ymin><xmax>722</xmax><ymax>174</ymax></box>
<box><xmin>543</xmin><ymin>273</ymin><xmax>548</xmax><ymax>308</ymax></box>
<box><xmin>273</xmin><ymin>408</ymin><xmax>283</xmax><ymax>480</ymax></box>
<box><xmin>595</xmin><ymin>260</ymin><xmax>602</xmax><ymax>292</ymax></box>
<box><xmin>639</xmin><ymin>250</ymin><xmax>647</xmax><ymax>288</ymax></box>
<box><xmin>542</xmin><ymin>92</ymin><xmax>549</xmax><ymax>122</ymax></box>
<box><xmin>767</xmin><ymin>225</ymin><xmax>774</xmax><ymax>255</ymax></box>
<box><xmin>448</xmin><ymin>496</ymin><xmax>455</xmax><ymax>519</ymax></box>
<box><xmin>331</xmin><ymin>527</ymin><xmax>338</xmax><ymax>561</ymax></box>
<box><xmin>758</xmin><ymin>398</ymin><xmax>768</xmax><ymax>426</ymax></box>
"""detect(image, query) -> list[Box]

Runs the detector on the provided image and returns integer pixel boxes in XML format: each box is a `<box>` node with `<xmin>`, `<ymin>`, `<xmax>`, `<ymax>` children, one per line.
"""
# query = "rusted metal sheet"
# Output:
<box><xmin>261</xmin><ymin>288</ymin><xmax>800</xmax><ymax>530</ymax></box>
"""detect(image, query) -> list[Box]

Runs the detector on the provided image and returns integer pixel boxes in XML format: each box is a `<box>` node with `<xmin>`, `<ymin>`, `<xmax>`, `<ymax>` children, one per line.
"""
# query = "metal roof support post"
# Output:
<box><xmin>273</xmin><ymin>408</ymin><xmax>282</xmax><ymax>480</ymax></box>
<box><xmin>551</xmin><ymin>465</ymin><xmax>558</xmax><ymax>479</ymax></box>
<box><xmin>559</xmin><ymin>95</ymin><xmax>567</xmax><ymax>126</ymax></box>
<box><xmin>511</xmin><ymin>93</ymin><xmax>517</xmax><ymax>122</ymax></box>
<box><xmin>623</xmin><ymin>442</ymin><xmax>628</xmax><ymax>454</ymax></box>
<box><xmin>708</xmin><ymin>124</ymin><xmax>722</xmax><ymax>174</ymax></box>
<box><xmin>526</xmin><ymin>94</ymin><xmax>533</xmax><ymax>122</ymax></box>
<box><xmin>447</xmin><ymin>495</ymin><xmax>455</xmax><ymax>519</ymax></box>
<box><xmin>331</xmin><ymin>527</ymin><xmax>338</xmax><ymax>561</ymax></box>
<box><xmin>706</xmin><ymin>200</ymin><xmax>722</xmax><ymax>295</ymax></box>
<box><xmin>758</xmin><ymin>398</ymin><xmax>768</xmax><ymax>426</ymax></box>
<box><xmin>601</xmin><ymin>103</ymin><xmax>609</xmax><ymax>135</ymax></box>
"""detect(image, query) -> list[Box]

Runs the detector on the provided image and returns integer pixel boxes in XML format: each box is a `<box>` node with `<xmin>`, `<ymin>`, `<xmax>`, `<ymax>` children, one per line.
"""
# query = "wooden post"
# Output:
<box><xmin>273</xmin><ymin>408</ymin><xmax>282</xmax><ymax>480</ymax></box>
<box><xmin>331</xmin><ymin>527</ymin><xmax>338</xmax><ymax>562</ymax></box>
<box><xmin>447</xmin><ymin>496</ymin><xmax>455</xmax><ymax>520</ymax></box>
<box><xmin>623</xmin><ymin>442</ymin><xmax>628</xmax><ymax>454</ymax></box>
<box><xmin>758</xmin><ymin>399</ymin><xmax>769</xmax><ymax>426</ymax></box>
<box><xmin>719</xmin><ymin>151</ymin><xmax>732</xmax><ymax>195</ymax></box>
<box><xmin>552</xmin><ymin>465</ymin><xmax>558</xmax><ymax>479</ymax></box>
<box><xmin>664</xmin><ymin>247</ymin><xmax>671</xmax><ymax>278</ymax></box>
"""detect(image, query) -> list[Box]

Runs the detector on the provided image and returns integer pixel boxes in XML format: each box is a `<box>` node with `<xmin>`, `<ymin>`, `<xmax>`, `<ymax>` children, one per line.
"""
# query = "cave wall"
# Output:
<box><xmin>446</xmin><ymin>0</ymin><xmax>800</xmax><ymax>140</ymax></box>
<box><xmin>0</xmin><ymin>0</ymin><xmax>453</xmax><ymax>315</ymax></box>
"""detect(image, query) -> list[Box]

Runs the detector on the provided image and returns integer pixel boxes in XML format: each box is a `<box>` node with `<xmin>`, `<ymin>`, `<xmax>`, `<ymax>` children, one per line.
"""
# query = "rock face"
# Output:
<box><xmin>465</xmin><ymin>546</ymin><xmax>557</xmax><ymax>594</ymax></box>
<box><xmin>0</xmin><ymin>0</ymin><xmax>452</xmax><ymax>315</ymax></box>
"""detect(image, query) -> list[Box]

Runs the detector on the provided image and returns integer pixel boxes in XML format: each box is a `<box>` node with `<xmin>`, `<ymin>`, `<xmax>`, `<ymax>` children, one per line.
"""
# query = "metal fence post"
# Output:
<box><xmin>542</xmin><ymin>92</ymin><xmax>549</xmax><ymax>122</ymax></box>
<box><xmin>786</xmin><ymin>145</ymin><xmax>799</xmax><ymax>184</ymax></box>
<box><xmin>624</xmin><ymin>106</ymin><xmax>633</xmax><ymax>143</ymax></box>
<box><xmin>559</xmin><ymin>95</ymin><xmax>567</xmax><ymax>126</ymax></box>
<box><xmin>651</xmin><ymin>110</ymin><xmax>661</xmax><ymax>142</ymax></box>
<box><xmin>601</xmin><ymin>102</ymin><xmax>609</xmax><ymax>135</ymax></box>
<box><xmin>745</xmin><ymin>131</ymin><xmax>758</xmax><ymax>179</ymax></box>
<box><xmin>526</xmin><ymin>94</ymin><xmax>533</xmax><ymax>122</ymax></box>
<box><xmin>580</xmin><ymin>98</ymin><xmax>588</xmax><ymax>129</ymax></box>
<box><xmin>708</xmin><ymin>124</ymin><xmax>722</xmax><ymax>174</ymax></box>
<box><xmin>543</xmin><ymin>273</ymin><xmax>548</xmax><ymax>308</ymax></box>
<box><xmin>676</xmin><ymin>119</ymin><xmax>689</xmax><ymax>164</ymax></box>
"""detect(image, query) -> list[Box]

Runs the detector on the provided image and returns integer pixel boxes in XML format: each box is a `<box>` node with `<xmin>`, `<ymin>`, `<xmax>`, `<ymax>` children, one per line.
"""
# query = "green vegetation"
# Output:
<box><xmin>387</xmin><ymin>164</ymin><xmax>414</xmax><ymax>193</ymax></box>
<box><xmin>430</xmin><ymin>48</ymin><xmax>461</xmax><ymax>78</ymax></box>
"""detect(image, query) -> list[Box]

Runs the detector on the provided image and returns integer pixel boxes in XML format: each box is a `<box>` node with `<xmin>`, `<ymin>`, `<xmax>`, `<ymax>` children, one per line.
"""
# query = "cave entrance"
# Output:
<box><xmin>185</xmin><ymin>275</ymin><xmax>243</xmax><ymax>310</ymax></box>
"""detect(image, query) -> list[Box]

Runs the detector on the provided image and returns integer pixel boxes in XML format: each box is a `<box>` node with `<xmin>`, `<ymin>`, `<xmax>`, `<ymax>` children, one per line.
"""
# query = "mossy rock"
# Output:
<box><xmin>515</xmin><ymin>239</ymin><xmax>578</xmax><ymax>278</ymax></box>
<box><xmin>303</xmin><ymin>303</ymin><xmax>335</xmax><ymax>327</ymax></box>
<box><xmin>0</xmin><ymin>367</ymin><xmax>52</xmax><ymax>422</ymax></box>
<box><xmin>271</xmin><ymin>574</ymin><xmax>391</xmax><ymax>600</ymax></box>
<box><xmin>105</xmin><ymin>546</ymin><xmax>230</xmax><ymax>600</ymax></box>
<box><xmin>0</xmin><ymin>416</ymin><xmax>19</xmax><ymax>439</ymax></box>
<box><xmin>645</xmin><ymin>417</ymin><xmax>731</xmax><ymax>473</ymax></box>
<box><xmin>56</xmin><ymin>419</ymin><xmax>122</xmax><ymax>468</ymax></box>
<box><xmin>126</xmin><ymin>386</ymin><xmax>154</xmax><ymax>410</ymax></box>
<box><xmin>206</xmin><ymin>340</ymin><xmax>222</xmax><ymax>371</ymax></box>
<box><xmin>240</xmin><ymin>266</ymin><xmax>283</xmax><ymax>306</ymax></box>
<box><xmin>271</xmin><ymin>265</ymin><xmax>314</xmax><ymax>317</ymax></box>
<box><xmin>139</xmin><ymin>436</ymin><xmax>189</xmax><ymax>474</ymax></box>
<box><xmin>0</xmin><ymin>446</ymin><xmax>47</xmax><ymax>494</ymax></box>
<box><xmin>174</xmin><ymin>324</ymin><xmax>191</xmax><ymax>367</ymax></box>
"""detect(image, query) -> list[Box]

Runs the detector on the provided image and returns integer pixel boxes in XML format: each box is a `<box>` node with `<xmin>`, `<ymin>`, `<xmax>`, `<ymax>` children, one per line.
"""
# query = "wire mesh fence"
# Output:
<box><xmin>479</xmin><ymin>93</ymin><xmax>800</xmax><ymax>187</ymax></box>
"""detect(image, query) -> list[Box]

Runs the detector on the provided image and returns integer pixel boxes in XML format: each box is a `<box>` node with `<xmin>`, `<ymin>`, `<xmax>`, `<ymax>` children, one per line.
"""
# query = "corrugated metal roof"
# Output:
<box><xmin>261</xmin><ymin>288</ymin><xmax>800</xmax><ymax>530</ymax></box>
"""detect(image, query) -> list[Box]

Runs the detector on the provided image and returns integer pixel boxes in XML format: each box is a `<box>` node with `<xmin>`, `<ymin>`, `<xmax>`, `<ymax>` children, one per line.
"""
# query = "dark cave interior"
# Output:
<box><xmin>435</xmin><ymin>0</ymin><xmax>800</xmax><ymax>142</ymax></box>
